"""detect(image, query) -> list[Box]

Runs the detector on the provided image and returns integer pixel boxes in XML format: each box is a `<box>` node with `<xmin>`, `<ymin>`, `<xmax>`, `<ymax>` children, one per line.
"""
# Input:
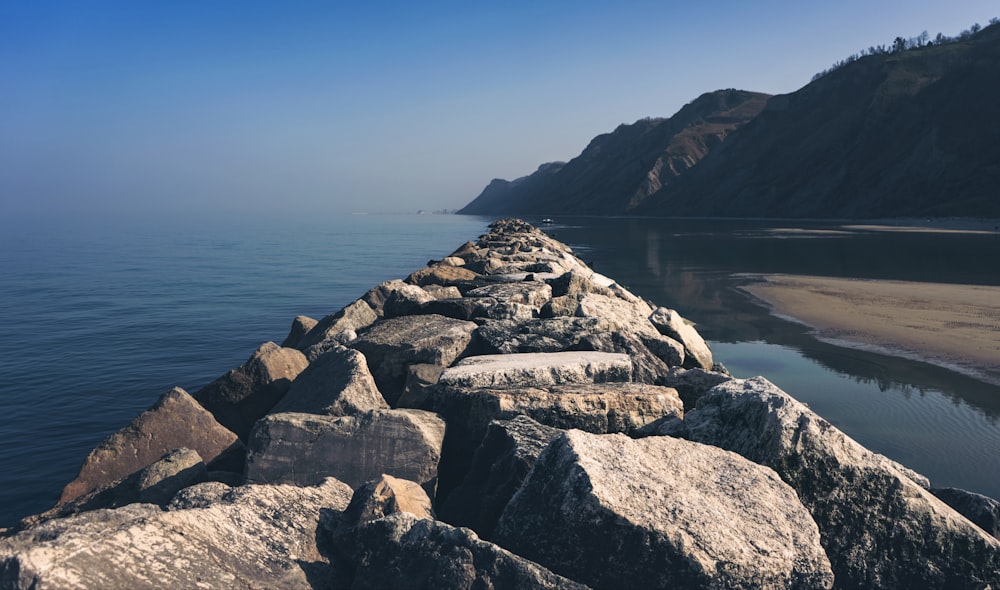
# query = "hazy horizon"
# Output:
<box><xmin>2</xmin><ymin>1</ymin><xmax>996</xmax><ymax>221</ymax></box>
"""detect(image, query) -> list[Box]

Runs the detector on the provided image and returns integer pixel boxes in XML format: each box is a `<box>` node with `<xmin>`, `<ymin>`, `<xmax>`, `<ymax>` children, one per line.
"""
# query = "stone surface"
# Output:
<box><xmin>656</xmin><ymin>366</ymin><xmax>733</xmax><ymax>411</ymax></box>
<box><xmin>438</xmin><ymin>351</ymin><xmax>632</xmax><ymax>388</ymax></box>
<box><xmin>298</xmin><ymin>299</ymin><xmax>379</xmax><ymax>350</ymax></box>
<box><xmin>350</xmin><ymin>314</ymin><xmax>477</xmax><ymax>404</ymax></box>
<box><xmin>0</xmin><ymin>478</ymin><xmax>354</xmax><ymax>589</ymax></box>
<box><xmin>465</xmin><ymin>281</ymin><xmax>553</xmax><ymax>309</ymax></box>
<box><xmin>382</xmin><ymin>283</ymin><xmax>436</xmax><ymax>318</ymax></box>
<box><xmin>245</xmin><ymin>409</ymin><xmax>446</xmax><ymax>497</ymax></box>
<box><xmin>474</xmin><ymin>317</ymin><xmax>615</xmax><ymax>354</ymax></box>
<box><xmin>419</xmin><ymin>296</ymin><xmax>499</xmax><ymax>321</ymax></box>
<box><xmin>931</xmin><ymin>487</ymin><xmax>1000</xmax><ymax>540</ymax></box>
<box><xmin>281</xmin><ymin>314</ymin><xmax>318</xmax><ymax>348</ymax></box>
<box><xmin>343</xmin><ymin>513</ymin><xmax>587</xmax><ymax>590</ymax></box>
<box><xmin>331</xmin><ymin>475</ymin><xmax>436</xmax><ymax>559</ymax></box>
<box><xmin>545</xmin><ymin>270</ymin><xmax>616</xmax><ymax>299</ymax></box>
<box><xmin>575</xmin><ymin>293</ymin><xmax>657</xmax><ymax>336</ymax></box>
<box><xmin>272</xmin><ymin>345</ymin><xmax>388</xmax><ymax>416</ymax></box>
<box><xmin>438</xmin><ymin>416</ymin><xmax>562</xmax><ymax>539</ymax></box>
<box><xmin>405</xmin><ymin>264</ymin><xmax>480</xmax><ymax>287</ymax></box>
<box><xmin>649</xmin><ymin>306</ymin><xmax>714</xmax><ymax>369</ymax></box>
<box><xmin>59</xmin><ymin>387</ymin><xmax>241</xmax><ymax>504</ymax></box>
<box><xmin>571</xmin><ymin>331</ymin><xmax>673</xmax><ymax>384</ymax></box>
<box><xmin>412</xmin><ymin>381</ymin><xmax>683</xmax><ymax>508</ymax></box>
<box><xmin>494</xmin><ymin>430</ymin><xmax>834</xmax><ymax>590</ymax></box>
<box><xmin>679</xmin><ymin>376</ymin><xmax>1000</xmax><ymax>589</ymax></box>
<box><xmin>397</xmin><ymin>363</ymin><xmax>444</xmax><ymax>409</ymax></box>
<box><xmin>194</xmin><ymin>341</ymin><xmax>309</xmax><ymax>439</ymax></box>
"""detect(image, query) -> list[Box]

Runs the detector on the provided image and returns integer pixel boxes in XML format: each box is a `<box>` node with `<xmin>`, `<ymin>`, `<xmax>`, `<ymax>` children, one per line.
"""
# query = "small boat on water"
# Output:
<box><xmin>541</xmin><ymin>218</ymin><xmax>554</xmax><ymax>225</ymax></box>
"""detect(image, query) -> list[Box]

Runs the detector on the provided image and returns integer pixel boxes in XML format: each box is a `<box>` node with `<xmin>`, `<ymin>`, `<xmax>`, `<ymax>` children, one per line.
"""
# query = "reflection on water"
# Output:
<box><xmin>545</xmin><ymin>217</ymin><xmax>1000</xmax><ymax>499</ymax></box>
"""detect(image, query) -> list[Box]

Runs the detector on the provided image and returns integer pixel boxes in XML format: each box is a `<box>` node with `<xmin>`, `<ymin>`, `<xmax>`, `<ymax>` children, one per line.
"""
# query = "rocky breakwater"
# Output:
<box><xmin>1</xmin><ymin>218</ymin><xmax>998</xmax><ymax>589</ymax></box>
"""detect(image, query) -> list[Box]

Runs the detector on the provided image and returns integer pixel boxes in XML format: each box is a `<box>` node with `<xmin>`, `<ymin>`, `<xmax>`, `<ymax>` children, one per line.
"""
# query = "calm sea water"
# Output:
<box><xmin>1</xmin><ymin>213</ymin><xmax>998</xmax><ymax>528</ymax></box>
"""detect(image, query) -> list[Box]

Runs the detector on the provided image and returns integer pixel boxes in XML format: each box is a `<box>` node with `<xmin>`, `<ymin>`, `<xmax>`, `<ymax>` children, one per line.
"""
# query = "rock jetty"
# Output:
<box><xmin>1</xmin><ymin>218</ymin><xmax>997</xmax><ymax>589</ymax></box>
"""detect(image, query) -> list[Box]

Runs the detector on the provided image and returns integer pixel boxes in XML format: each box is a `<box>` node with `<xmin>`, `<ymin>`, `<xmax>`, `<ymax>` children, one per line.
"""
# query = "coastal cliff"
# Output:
<box><xmin>1</xmin><ymin>220</ymin><xmax>998</xmax><ymax>589</ymax></box>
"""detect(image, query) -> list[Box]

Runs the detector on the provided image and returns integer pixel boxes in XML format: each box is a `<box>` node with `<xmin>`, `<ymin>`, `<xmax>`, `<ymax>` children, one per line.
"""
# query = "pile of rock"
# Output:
<box><xmin>2</xmin><ymin>219</ymin><xmax>997</xmax><ymax>589</ymax></box>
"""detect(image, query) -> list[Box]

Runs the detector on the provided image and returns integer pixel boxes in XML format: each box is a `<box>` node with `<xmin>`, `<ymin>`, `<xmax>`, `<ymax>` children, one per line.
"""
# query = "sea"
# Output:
<box><xmin>1</xmin><ymin>212</ymin><xmax>998</xmax><ymax>528</ymax></box>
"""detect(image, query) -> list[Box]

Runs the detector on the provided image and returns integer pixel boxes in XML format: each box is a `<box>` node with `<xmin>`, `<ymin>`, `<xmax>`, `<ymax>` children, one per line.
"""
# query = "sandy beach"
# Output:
<box><xmin>740</xmin><ymin>275</ymin><xmax>1000</xmax><ymax>386</ymax></box>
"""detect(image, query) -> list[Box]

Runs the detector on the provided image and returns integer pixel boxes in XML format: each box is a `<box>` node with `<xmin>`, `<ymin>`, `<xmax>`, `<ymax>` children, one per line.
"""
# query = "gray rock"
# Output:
<box><xmin>303</xmin><ymin>330</ymin><xmax>359</xmax><ymax>362</ymax></box>
<box><xmin>576</xmin><ymin>293</ymin><xmax>657</xmax><ymax>336</ymax></box>
<box><xmin>680</xmin><ymin>376</ymin><xmax>1000</xmax><ymax>589</ymax></box>
<box><xmin>246</xmin><ymin>409</ymin><xmax>446</xmax><ymax>497</ymax></box>
<box><xmin>298</xmin><ymin>299</ymin><xmax>379</xmax><ymax>350</ymax></box>
<box><xmin>280</xmin><ymin>314</ymin><xmax>318</xmax><ymax>348</ymax></box>
<box><xmin>657</xmin><ymin>366</ymin><xmax>733</xmax><ymax>412</ymax></box>
<box><xmin>539</xmin><ymin>295</ymin><xmax>580</xmax><ymax>318</ymax></box>
<box><xmin>422</xmin><ymin>284</ymin><xmax>463</xmax><ymax>299</ymax></box>
<box><xmin>438</xmin><ymin>416</ymin><xmax>562</xmax><ymax>539</ymax></box>
<box><xmin>465</xmin><ymin>281</ymin><xmax>553</xmax><ymax>309</ymax></box>
<box><xmin>931</xmin><ymin>487</ymin><xmax>1000</xmax><ymax>540</ymax></box>
<box><xmin>649</xmin><ymin>307</ymin><xmax>714</xmax><ymax>369</ymax></box>
<box><xmin>405</xmin><ymin>264</ymin><xmax>480</xmax><ymax>287</ymax></box>
<box><xmin>382</xmin><ymin>283</ymin><xmax>436</xmax><ymax>318</ymax></box>
<box><xmin>397</xmin><ymin>363</ymin><xmax>445</xmax><ymax>409</ymax></box>
<box><xmin>272</xmin><ymin>345</ymin><xmax>388</xmax><ymax>416</ymax></box>
<box><xmin>474</xmin><ymin>317</ymin><xmax>616</xmax><ymax>354</ymax></box>
<box><xmin>438</xmin><ymin>351</ymin><xmax>632</xmax><ymax>389</ymax></box>
<box><xmin>494</xmin><ymin>430</ymin><xmax>834</xmax><ymax>590</ymax></box>
<box><xmin>0</xmin><ymin>478</ymin><xmax>354</xmax><ymax>589</ymax></box>
<box><xmin>351</xmin><ymin>314</ymin><xmax>477</xmax><ymax>405</ymax></box>
<box><xmin>545</xmin><ymin>271</ymin><xmax>616</xmax><ymax>299</ymax></box>
<box><xmin>59</xmin><ymin>387</ymin><xmax>241</xmax><ymax>504</ymax></box>
<box><xmin>345</xmin><ymin>512</ymin><xmax>587</xmax><ymax>590</ymax></box>
<box><xmin>412</xmin><ymin>381</ymin><xmax>683</xmax><ymax>508</ymax></box>
<box><xmin>571</xmin><ymin>331</ymin><xmax>673</xmax><ymax>384</ymax></box>
<box><xmin>331</xmin><ymin>474</ymin><xmax>436</xmax><ymax>560</ymax></box>
<box><xmin>419</xmin><ymin>296</ymin><xmax>499</xmax><ymax>321</ymax></box>
<box><xmin>194</xmin><ymin>341</ymin><xmax>309</xmax><ymax>439</ymax></box>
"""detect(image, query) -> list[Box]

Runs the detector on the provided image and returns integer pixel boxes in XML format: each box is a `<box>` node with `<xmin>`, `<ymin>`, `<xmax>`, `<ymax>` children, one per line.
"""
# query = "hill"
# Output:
<box><xmin>461</xmin><ymin>23</ymin><xmax>1000</xmax><ymax>218</ymax></box>
<box><xmin>458</xmin><ymin>89</ymin><xmax>771</xmax><ymax>215</ymax></box>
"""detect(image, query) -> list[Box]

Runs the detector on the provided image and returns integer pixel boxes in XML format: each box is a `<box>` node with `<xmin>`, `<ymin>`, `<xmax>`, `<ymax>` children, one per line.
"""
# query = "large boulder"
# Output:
<box><xmin>575</xmin><ymin>293</ymin><xmax>656</xmax><ymax>336</ymax></box>
<box><xmin>494</xmin><ymin>430</ymin><xmax>834</xmax><ymax>590</ymax></box>
<box><xmin>297</xmin><ymin>299</ymin><xmax>379</xmax><ymax>350</ymax></box>
<box><xmin>649</xmin><ymin>307</ymin><xmax>714</xmax><ymax>370</ymax></box>
<box><xmin>341</xmin><ymin>512</ymin><xmax>587</xmax><ymax>590</ymax></box>
<box><xmin>280</xmin><ymin>314</ymin><xmax>318</xmax><ymax>348</ymax></box>
<box><xmin>245</xmin><ymin>409</ymin><xmax>446</xmax><ymax>497</ymax></box>
<box><xmin>678</xmin><ymin>377</ymin><xmax>1000</xmax><ymax>589</ymax></box>
<box><xmin>405</xmin><ymin>264</ymin><xmax>480</xmax><ymax>287</ymax></box>
<box><xmin>545</xmin><ymin>270</ymin><xmax>615</xmax><ymax>299</ymax></box>
<box><xmin>0</xmin><ymin>478</ymin><xmax>354</xmax><ymax>589</ymax></box>
<box><xmin>931</xmin><ymin>487</ymin><xmax>1000</xmax><ymax>540</ymax></box>
<box><xmin>59</xmin><ymin>387</ymin><xmax>241</xmax><ymax>504</ymax></box>
<box><xmin>194</xmin><ymin>342</ymin><xmax>309</xmax><ymax>439</ymax></box>
<box><xmin>350</xmin><ymin>314</ymin><xmax>477</xmax><ymax>405</ymax></box>
<box><xmin>571</xmin><ymin>331</ymin><xmax>676</xmax><ymax>384</ymax></box>
<box><xmin>465</xmin><ymin>281</ymin><xmax>553</xmax><ymax>309</ymax></box>
<box><xmin>437</xmin><ymin>416</ymin><xmax>562</xmax><ymax>539</ymax></box>
<box><xmin>271</xmin><ymin>345</ymin><xmax>388</xmax><ymax>416</ymax></box>
<box><xmin>438</xmin><ymin>351</ymin><xmax>632</xmax><ymax>389</ymax></box>
<box><xmin>473</xmin><ymin>317</ymin><xmax>615</xmax><ymax>354</ymax></box>
<box><xmin>382</xmin><ymin>283</ymin><xmax>436</xmax><ymax>318</ymax></box>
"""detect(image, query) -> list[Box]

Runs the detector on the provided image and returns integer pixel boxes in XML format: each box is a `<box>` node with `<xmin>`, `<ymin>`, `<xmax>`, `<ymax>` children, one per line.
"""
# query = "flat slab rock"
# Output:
<box><xmin>438</xmin><ymin>351</ymin><xmax>633</xmax><ymax>388</ymax></box>
<box><xmin>245</xmin><ymin>409</ymin><xmax>445</xmax><ymax>497</ymax></box>
<box><xmin>0</xmin><ymin>478</ymin><xmax>354</xmax><ymax>590</ymax></box>
<box><xmin>679</xmin><ymin>376</ymin><xmax>1000</xmax><ymax>589</ymax></box>
<box><xmin>494</xmin><ymin>430</ymin><xmax>834</xmax><ymax>590</ymax></box>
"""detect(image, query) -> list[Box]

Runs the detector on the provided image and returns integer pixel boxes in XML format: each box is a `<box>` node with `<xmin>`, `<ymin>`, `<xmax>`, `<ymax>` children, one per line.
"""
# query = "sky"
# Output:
<box><xmin>1</xmin><ymin>1</ymin><xmax>997</xmax><ymax>219</ymax></box>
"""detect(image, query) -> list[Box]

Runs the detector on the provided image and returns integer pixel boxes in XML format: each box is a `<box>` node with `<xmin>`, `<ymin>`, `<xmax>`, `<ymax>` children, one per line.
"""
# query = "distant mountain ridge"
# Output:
<box><xmin>460</xmin><ymin>23</ymin><xmax>1000</xmax><ymax>218</ymax></box>
<box><xmin>458</xmin><ymin>90</ymin><xmax>771</xmax><ymax>215</ymax></box>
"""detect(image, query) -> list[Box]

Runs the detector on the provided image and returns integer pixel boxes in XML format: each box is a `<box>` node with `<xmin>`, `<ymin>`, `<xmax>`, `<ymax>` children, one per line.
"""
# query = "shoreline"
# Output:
<box><xmin>739</xmin><ymin>275</ymin><xmax>1000</xmax><ymax>387</ymax></box>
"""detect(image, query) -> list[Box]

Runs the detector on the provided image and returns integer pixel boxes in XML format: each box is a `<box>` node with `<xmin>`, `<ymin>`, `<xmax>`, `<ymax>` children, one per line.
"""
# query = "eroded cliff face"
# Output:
<box><xmin>2</xmin><ymin>219</ymin><xmax>997</xmax><ymax>589</ymax></box>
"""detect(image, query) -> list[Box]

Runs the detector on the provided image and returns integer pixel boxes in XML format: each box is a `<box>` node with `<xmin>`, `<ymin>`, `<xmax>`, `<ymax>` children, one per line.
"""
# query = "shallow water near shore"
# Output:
<box><xmin>1</xmin><ymin>212</ymin><xmax>998</xmax><ymax>527</ymax></box>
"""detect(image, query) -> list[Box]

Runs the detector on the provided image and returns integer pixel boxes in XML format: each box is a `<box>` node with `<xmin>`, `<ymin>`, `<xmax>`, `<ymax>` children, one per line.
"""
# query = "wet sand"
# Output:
<box><xmin>740</xmin><ymin>275</ymin><xmax>1000</xmax><ymax>386</ymax></box>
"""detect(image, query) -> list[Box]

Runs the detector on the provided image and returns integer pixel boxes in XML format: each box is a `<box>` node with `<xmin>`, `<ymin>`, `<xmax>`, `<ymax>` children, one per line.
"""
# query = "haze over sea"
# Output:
<box><xmin>3</xmin><ymin>212</ymin><xmax>999</xmax><ymax>528</ymax></box>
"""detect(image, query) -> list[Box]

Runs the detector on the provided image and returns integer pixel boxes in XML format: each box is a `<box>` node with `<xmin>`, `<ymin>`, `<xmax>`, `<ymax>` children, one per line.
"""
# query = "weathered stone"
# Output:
<box><xmin>440</xmin><ymin>256</ymin><xmax>466</xmax><ymax>267</ymax></box>
<box><xmin>246</xmin><ymin>409</ymin><xmax>446</xmax><ymax>497</ymax></box>
<box><xmin>360</xmin><ymin>279</ymin><xmax>405</xmax><ymax>317</ymax></box>
<box><xmin>331</xmin><ymin>475</ymin><xmax>436</xmax><ymax>560</ymax></box>
<box><xmin>576</xmin><ymin>293</ymin><xmax>658</xmax><ymax>336</ymax></box>
<box><xmin>343</xmin><ymin>513</ymin><xmax>587</xmax><ymax>590</ymax></box>
<box><xmin>406</xmin><ymin>265</ymin><xmax>479</xmax><ymax>287</ymax></box>
<box><xmin>439</xmin><ymin>351</ymin><xmax>632</xmax><ymax>389</ymax></box>
<box><xmin>474</xmin><ymin>317</ymin><xmax>615</xmax><ymax>354</ymax></box>
<box><xmin>656</xmin><ymin>366</ymin><xmax>733</xmax><ymax>412</ymax></box>
<box><xmin>59</xmin><ymin>387</ymin><xmax>241</xmax><ymax>504</ymax></box>
<box><xmin>419</xmin><ymin>296</ymin><xmax>498</xmax><ymax>320</ymax></box>
<box><xmin>679</xmin><ymin>376</ymin><xmax>1000</xmax><ymax>589</ymax></box>
<box><xmin>571</xmin><ymin>331</ymin><xmax>673</xmax><ymax>384</ymax></box>
<box><xmin>494</xmin><ymin>430</ymin><xmax>834</xmax><ymax>590</ymax></box>
<box><xmin>0</xmin><ymin>478</ymin><xmax>354</xmax><ymax>589</ymax></box>
<box><xmin>545</xmin><ymin>271</ymin><xmax>616</xmax><ymax>299</ymax></box>
<box><xmin>397</xmin><ymin>363</ymin><xmax>444</xmax><ymax>409</ymax></box>
<box><xmin>303</xmin><ymin>331</ymin><xmax>359</xmax><ymax>361</ymax></box>
<box><xmin>465</xmin><ymin>281</ymin><xmax>553</xmax><ymax>309</ymax></box>
<box><xmin>350</xmin><ymin>314</ymin><xmax>476</xmax><ymax>404</ymax></box>
<box><xmin>298</xmin><ymin>299</ymin><xmax>379</xmax><ymax>350</ymax></box>
<box><xmin>412</xmin><ymin>381</ymin><xmax>683</xmax><ymax>508</ymax></box>
<box><xmin>272</xmin><ymin>345</ymin><xmax>388</xmax><ymax>416</ymax></box>
<box><xmin>438</xmin><ymin>416</ymin><xmax>561</xmax><ymax>539</ymax></box>
<box><xmin>931</xmin><ymin>487</ymin><xmax>1000</xmax><ymax>540</ymax></box>
<box><xmin>539</xmin><ymin>295</ymin><xmax>580</xmax><ymax>318</ymax></box>
<box><xmin>194</xmin><ymin>342</ymin><xmax>309</xmax><ymax>439</ymax></box>
<box><xmin>382</xmin><ymin>283</ymin><xmax>435</xmax><ymax>318</ymax></box>
<box><xmin>649</xmin><ymin>307</ymin><xmax>714</xmax><ymax>369</ymax></box>
<box><xmin>422</xmin><ymin>284</ymin><xmax>462</xmax><ymax>299</ymax></box>
<box><xmin>280</xmin><ymin>314</ymin><xmax>318</xmax><ymax>348</ymax></box>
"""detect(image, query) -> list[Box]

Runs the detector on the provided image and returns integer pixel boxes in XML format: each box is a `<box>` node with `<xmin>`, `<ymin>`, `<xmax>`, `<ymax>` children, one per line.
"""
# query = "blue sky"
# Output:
<box><xmin>1</xmin><ymin>1</ymin><xmax>996</xmax><ymax>218</ymax></box>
